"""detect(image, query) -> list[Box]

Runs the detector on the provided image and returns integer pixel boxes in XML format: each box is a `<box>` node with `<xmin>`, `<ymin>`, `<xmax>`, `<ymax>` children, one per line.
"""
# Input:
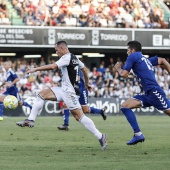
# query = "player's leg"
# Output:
<box><xmin>71</xmin><ymin>108</ymin><xmax>107</xmax><ymax>150</ymax></box>
<box><xmin>120</xmin><ymin>96</ymin><xmax>145</xmax><ymax>145</ymax></box>
<box><xmin>80</xmin><ymin>89</ymin><xmax>107</xmax><ymax>120</ymax></box>
<box><xmin>16</xmin><ymin>88</ymin><xmax>57</xmax><ymax>127</ymax></box>
<box><xmin>58</xmin><ymin>88</ymin><xmax>107</xmax><ymax>131</ymax></box>
<box><xmin>57</xmin><ymin>103</ymin><xmax>70</xmax><ymax>130</ymax></box>
<box><xmin>58</xmin><ymin>106</ymin><xmax>107</xmax><ymax>130</ymax></box>
<box><xmin>82</xmin><ymin>105</ymin><xmax>107</xmax><ymax>120</ymax></box>
<box><xmin>63</xmin><ymin>92</ymin><xmax>107</xmax><ymax>150</ymax></box>
<box><xmin>15</xmin><ymin>93</ymin><xmax>32</xmax><ymax>110</ymax></box>
<box><xmin>0</xmin><ymin>95</ymin><xmax>6</xmax><ymax>121</ymax></box>
<box><xmin>21</xmin><ymin>101</ymin><xmax>32</xmax><ymax>109</ymax></box>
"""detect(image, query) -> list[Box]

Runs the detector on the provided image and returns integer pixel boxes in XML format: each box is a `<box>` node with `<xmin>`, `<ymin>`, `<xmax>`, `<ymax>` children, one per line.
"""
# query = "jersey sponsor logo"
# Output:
<box><xmin>74</xmin><ymin>84</ymin><xmax>79</xmax><ymax>89</ymax></box>
<box><xmin>72</xmin><ymin>59</ymin><xmax>79</xmax><ymax>65</ymax></box>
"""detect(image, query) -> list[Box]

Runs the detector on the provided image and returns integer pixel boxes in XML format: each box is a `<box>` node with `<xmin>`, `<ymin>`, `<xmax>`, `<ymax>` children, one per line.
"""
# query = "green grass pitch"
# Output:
<box><xmin>1</xmin><ymin>115</ymin><xmax>170</xmax><ymax>170</ymax></box>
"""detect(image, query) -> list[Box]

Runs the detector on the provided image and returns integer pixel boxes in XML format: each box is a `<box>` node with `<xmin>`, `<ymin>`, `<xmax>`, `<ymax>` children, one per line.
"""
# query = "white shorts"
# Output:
<box><xmin>51</xmin><ymin>87</ymin><xmax>81</xmax><ymax>110</ymax></box>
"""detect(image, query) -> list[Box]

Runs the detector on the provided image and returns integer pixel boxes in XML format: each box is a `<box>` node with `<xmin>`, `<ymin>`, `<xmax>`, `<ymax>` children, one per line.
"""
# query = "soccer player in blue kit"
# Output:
<box><xmin>58</xmin><ymin>69</ymin><xmax>107</xmax><ymax>130</ymax></box>
<box><xmin>0</xmin><ymin>61</ymin><xmax>32</xmax><ymax>120</ymax></box>
<box><xmin>114</xmin><ymin>40</ymin><xmax>170</xmax><ymax>145</ymax></box>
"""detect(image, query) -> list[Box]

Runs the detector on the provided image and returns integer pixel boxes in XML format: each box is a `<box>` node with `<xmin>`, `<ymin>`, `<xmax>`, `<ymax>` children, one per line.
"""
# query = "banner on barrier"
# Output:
<box><xmin>3</xmin><ymin>97</ymin><xmax>164</xmax><ymax>116</ymax></box>
<box><xmin>0</xmin><ymin>26</ymin><xmax>169</xmax><ymax>49</ymax></box>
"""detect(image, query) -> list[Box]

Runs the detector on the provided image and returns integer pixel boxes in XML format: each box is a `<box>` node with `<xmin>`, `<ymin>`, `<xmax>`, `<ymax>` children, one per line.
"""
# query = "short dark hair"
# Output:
<box><xmin>127</xmin><ymin>40</ymin><xmax>142</xmax><ymax>52</ymax></box>
<box><xmin>56</xmin><ymin>41</ymin><xmax>68</xmax><ymax>46</ymax></box>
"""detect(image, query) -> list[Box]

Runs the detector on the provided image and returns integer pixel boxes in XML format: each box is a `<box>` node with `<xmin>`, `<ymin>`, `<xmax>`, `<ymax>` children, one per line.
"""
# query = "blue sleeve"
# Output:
<box><xmin>148</xmin><ymin>56</ymin><xmax>158</xmax><ymax>66</ymax></box>
<box><xmin>79</xmin><ymin>69</ymin><xmax>83</xmax><ymax>79</ymax></box>
<box><xmin>10</xmin><ymin>71</ymin><xmax>18</xmax><ymax>79</ymax></box>
<box><xmin>122</xmin><ymin>53</ymin><xmax>135</xmax><ymax>71</ymax></box>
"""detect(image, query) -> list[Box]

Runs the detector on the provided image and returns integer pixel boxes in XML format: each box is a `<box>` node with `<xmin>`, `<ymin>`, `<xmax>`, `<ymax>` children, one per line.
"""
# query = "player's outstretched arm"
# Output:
<box><xmin>26</xmin><ymin>63</ymin><xmax>58</xmax><ymax>74</ymax></box>
<box><xmin>158</xmin><ymin>57</ymin><xmax>170</xmax><ymax>74</ymax></box>
<box><xmin>114</xmin><ymin>62</ymin><xmax>129</xmax><ymax>78</ymax></box>
<box><xmin>6</xmin><ymin>78</ymin><xmax>19</xmax><ymax>87</ymax></box>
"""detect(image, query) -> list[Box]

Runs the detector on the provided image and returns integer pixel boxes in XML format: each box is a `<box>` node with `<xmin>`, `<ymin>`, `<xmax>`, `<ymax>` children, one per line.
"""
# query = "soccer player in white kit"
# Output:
<box><xmin>16</xmin><ymin>41</ymin><xmax>107</xmax><ymax>150</ymax></box>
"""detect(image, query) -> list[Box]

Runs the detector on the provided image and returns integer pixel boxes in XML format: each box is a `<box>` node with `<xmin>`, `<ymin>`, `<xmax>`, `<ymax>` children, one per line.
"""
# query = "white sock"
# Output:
<box><xmin>79</xmin><ymin>115</ymin><xmax>102</xmax><ymax>140</ymax></box>
<box><xmin>135</xmin><ymin>132</ymin><xmax>143</xmax><ymax>136</ymax></box>
<box><xmin>28</xmin><ymin>94</ymin><xmax>45</xmax><ymax>121</ymax></box>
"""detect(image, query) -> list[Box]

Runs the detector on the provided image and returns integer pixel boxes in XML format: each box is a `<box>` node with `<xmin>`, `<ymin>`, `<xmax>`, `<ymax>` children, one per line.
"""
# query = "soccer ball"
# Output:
<box><xmin>3</xmin><ymin>95</ymin><xmax>18</xmax><ymax>110</ymax></box>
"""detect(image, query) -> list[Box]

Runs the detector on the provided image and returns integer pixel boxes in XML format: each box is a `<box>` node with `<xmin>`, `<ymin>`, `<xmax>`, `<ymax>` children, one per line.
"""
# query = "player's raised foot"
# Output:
<box><xmin>100</xmin><ymin>106</ymin><xmax>107</xmax><ymax>120</ymax></box>
<box><xmin>57</xmin><ymin>124</ymin><xmax>69</xmax><ymax>131</ymax></box>
<box><xmin>99</xmin><ymin>134</ymin><xmax>107</xmax><ymax>150</ymax></box>
<box><xmin>127</xmin><ymin>134</ymin><xmax>145</xmax><ymax>145</ymax></box>
<box><xmin>0</xmin><ymin>116</ymin><xmax>3</xmax><ymax>121</ymax></box>
<box><xmin>16</xmin><ymin>119</ymin><xmax>35</xmax><ymax>128</ymax></box>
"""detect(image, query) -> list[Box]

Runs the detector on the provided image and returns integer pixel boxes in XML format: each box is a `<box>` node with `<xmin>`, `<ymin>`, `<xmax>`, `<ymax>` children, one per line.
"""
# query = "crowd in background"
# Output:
<box><xmin>0</xmin><ymin>56</ymin><xmax>170</xmax><ymax>99</ymax></box>
<box><xmin>0</xmin><ymin>0</ymin><xmax>167</xmax><ymax>28</ymax></box>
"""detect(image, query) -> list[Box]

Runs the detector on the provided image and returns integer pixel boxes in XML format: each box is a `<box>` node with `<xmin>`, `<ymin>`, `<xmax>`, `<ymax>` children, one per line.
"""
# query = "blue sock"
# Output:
<box><xmin>22</xmin><ymin>101</ymin><xmax>32</xmax><ymax>110</ymax></box>
<box><xmin>0</xmin><ymin>102</ymin><xmax>4</xmax><ymax>117</ymax></box>
<box><xmin>63</xmin><ymin>109</ymin><xmax>70</xmax><ymax>126</ymax></box>
<box><xmin>90</xmin><ymin>107</ymin><xmax>101</xmax><ymax>114</ymax></box>
<box><xmin>120</xmin><ymin>107</ymin><xmax>141</xmax><ymax>133</ymax></box>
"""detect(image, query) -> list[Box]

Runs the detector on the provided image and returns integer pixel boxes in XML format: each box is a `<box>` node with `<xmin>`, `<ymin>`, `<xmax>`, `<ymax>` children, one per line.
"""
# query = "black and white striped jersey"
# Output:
<box><xmin>55</xmin><ymin>53</ymin><xmax>84</xmax><ymax>95</ymax></box>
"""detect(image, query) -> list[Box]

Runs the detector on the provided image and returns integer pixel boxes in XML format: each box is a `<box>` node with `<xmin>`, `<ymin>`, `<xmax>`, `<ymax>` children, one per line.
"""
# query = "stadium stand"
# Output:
<box><xmin>0</xmin><ymin>56</ymin><xmax>170</xmax><ymax>99</ymax></box>
<box><xmin>0</xmin><ymin>0</ymin><xmax>167</xmax><ymax>28</ymax></box>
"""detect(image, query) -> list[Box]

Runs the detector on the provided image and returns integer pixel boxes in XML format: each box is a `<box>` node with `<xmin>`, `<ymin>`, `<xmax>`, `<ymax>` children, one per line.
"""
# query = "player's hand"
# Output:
<box><xmin>85</xmin><ymin>84</ymin><xmax>92</xmax><ymax>92</ymax></box>
<box><xmin>26</xmin><ymin>68</ymin><xmax>36</xmax><ymax>74</ymax></box>
<box><xmin>114</xmin><ymin>62</ymin><xmax>121</xmax><ymax>71</ymax></box>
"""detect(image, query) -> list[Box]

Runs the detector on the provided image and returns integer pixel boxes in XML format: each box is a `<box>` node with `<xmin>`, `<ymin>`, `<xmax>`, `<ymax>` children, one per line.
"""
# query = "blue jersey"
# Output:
<box><xmin>78</xmin><ymin>70</ymin><xmax>88</xmax><ymax>105</ymax></box>
<box><xmin>123</xmin><ymin>52</ymin><xmax>159</xmax><ymax>94</ymax></box>
<box><xmin>78</xmin><ymin>69</ymin><xmax>85</xmax><ymax>91</ymax></box>
<box><xmin>5</xmin><ymin>68</ymin><xmax>18</xmax><ymax>95</ymax></box>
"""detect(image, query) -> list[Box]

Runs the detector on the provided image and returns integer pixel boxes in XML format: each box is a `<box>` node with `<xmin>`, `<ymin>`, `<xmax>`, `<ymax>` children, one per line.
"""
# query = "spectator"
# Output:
<box><xmin>97</xmin><ymin>61</ymin><xmax>106</xmax><ymax>74</ymax></box>
<box><xmin>39</xmin><ymin>57</ymin><xmax>46</xmax><ymax>66</ymax></box>
<box><xmin>0</xmin><ymin>0</ymin><xmax>8</xmax><ymax>18</ymax></box>
<box><xmin>25</xmin><ymin>10</ymin><xmax>35</xmax><ymax>25</ymax></box>
<box><xmin>149</xmin><ymin>10</ymin><xmax>161</xmax><ymax>28</ymax></box>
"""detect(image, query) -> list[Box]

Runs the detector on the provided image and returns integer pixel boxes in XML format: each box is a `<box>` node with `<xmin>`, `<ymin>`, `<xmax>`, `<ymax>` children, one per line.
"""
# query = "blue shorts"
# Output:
<box><xmin>3</xmin><ymin>91</ymin><xmax>21</xmax><ymax>102</ymax></box>
<box><xmin>79</xmin><ymin>89</ymin><xmax>88</xmax><ymax>105</ymax></box>
<box><xmin>133</xmin><ymin>87</ymin><xmax>170</xmax><ymax>111</ymax></box>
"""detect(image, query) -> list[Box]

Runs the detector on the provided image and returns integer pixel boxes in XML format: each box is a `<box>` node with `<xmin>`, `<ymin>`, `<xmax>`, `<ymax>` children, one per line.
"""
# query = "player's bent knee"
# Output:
<box><xmin>72</xmin><ymin>114</ymin><xmax>79</xmax><ymax>121</ymax></box>
<box><xmin>71</xmin><ymin>108</ymin><xmax>84</xmax><ymax>121</ymax></box>
<box><xmin>38</xmin><ymin>88</ymin><xmax>56</xmax><ymax>100</ymax></box>
<box><xmin>82</xmin><ymin>107</ymin><xmax>89</xmax><ymax>113</ymax></box>
<box><xmin>38</xmin><ymin>92</ymin><xmax>45</xmax><ymax>100</ymax></box>
<box><xmin>120</xmin><ymin>102</ymin><xmax>130</xmax><ymax>108</ymax></box>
